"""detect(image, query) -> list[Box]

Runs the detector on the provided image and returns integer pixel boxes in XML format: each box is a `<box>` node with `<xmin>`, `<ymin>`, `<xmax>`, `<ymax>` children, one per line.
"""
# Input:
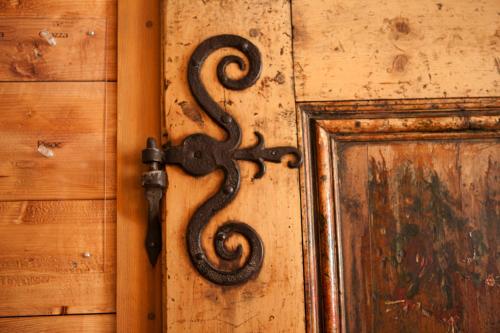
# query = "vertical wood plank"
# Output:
<box><xmin>163</xmin><ymin>0</ymin><xmax>304</xmax><ymax>331</ymax></box>
<box><xmin>117</xmin><ymin>0</ymin><xmax>161</xmax><ymax>332</ymax></box>
<box><xmin>458</xmin><ymin>141</ymin><xmax>500</xmax><ymax>332</ymax></box>
<box><xmin>335</xmin><ymin>142</ymin><xmax>370</xmax><ymax>333</ymax></box>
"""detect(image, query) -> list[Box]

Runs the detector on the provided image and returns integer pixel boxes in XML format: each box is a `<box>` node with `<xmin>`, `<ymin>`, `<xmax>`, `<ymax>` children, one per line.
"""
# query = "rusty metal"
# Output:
<box><xmin>141</xmin><ymin>137</ymin><xmax>167</xmax><ymax>266</ymax></box>
<box><xmin>142</xmin><ymin>34</ymin><xmax>302</xmax><ymax>284</ymax></box>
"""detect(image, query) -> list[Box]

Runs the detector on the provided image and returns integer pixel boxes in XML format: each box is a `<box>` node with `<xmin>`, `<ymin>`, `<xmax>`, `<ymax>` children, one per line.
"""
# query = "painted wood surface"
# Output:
<box><xmin>0</xmin><ymin>200</ymin><xmax>116</xmax><ymax>316</ymax></box>
<box><xmin>162</xmin><ymin>0</ymin><xmax>304</xmax><ymax>331</ymax></box>
<box><xmin>300</xmin><ymin>99</ymin><xmax>500</xmax><ymax>333</ymax></box>
<box><xmin>0</xmin><ymin>0</ymin><xmax>116</xmax><ymax>80</ymax></box>
<box><xmin>116</xmin><ymin>0</ymin><xmax>162</xmax><ymax>332</ymax></box>
<box><xmin>0</xmin><ymin>82</ymin><xmax>116</xmax><ymax>201</ymax></box>
<box><xmin>0</xmin><ymin>314</ymin><xmax>116</xmax><ymax>333</ymax></box>
<box><xmin>292</xmin><ymin>0</ymin><xmax>500</xmax><ymax>101</ymax></box>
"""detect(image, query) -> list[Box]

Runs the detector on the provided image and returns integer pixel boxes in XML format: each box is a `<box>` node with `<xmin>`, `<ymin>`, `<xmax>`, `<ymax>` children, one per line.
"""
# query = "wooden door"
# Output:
<box><xmin>161</xmin><ymin>1</ymin><xmax>498</xmax><ymax>333</ymax></box>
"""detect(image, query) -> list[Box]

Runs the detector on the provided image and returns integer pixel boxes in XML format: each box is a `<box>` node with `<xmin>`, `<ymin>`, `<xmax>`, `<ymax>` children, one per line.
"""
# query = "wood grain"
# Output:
<box><xmin>292</xmin><ymin>0</ymin><xmax>500</xmax><ymax>101</ymax></box>
<box><xmin>116</xmin><ymin>0</ymin><xmax>162</xmax><ymax>332</ymax></box>
<box><xmin>300</xmin><ymin>99</ymin><xmax>500</xmax><ymax>332</ymax></box>
<box><xmin>163</xmin><ymin>0</ymin><xmax>304</xmax><ymax>331</ymax></box>
<box><xmin>0</xmin><ymin>200</ymin><xmax>116</xmax><ymax>316</ymax></box>
<box><xmin>0</xmin><ymin>0</ymin><xmax>117</xmax><ymax>80</ymax></box>
<box><xmin>0</xmin><ymin>314</ymin><xmax>116</xmax><ymax>333</ymax></box>
<box><xmin>314</xmin><ymin>126</ymin><xmax>340</xmax><ymax>333</ymax></box>
<box><xmin>0</xmin><ymin>82</ymin><xmax>116</xmax><ymax>201</ymax></box>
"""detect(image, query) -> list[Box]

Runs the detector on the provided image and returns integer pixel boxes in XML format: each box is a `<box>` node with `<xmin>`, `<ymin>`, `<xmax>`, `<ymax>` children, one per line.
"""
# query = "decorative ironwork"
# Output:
<box><xmin>142</xmin><ymin>34</ymin><xmax>302</xmax><ymax>284</ymax></box>
<box><xmin>141</xmin><ymin>138</ymin><xmax>167</xmax><ymax>266</ymax></box>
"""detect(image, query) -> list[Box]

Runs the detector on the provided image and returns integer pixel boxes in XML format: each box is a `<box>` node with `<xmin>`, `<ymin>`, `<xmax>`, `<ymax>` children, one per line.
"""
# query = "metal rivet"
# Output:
<box><xmin>195</xmin><ymin>253</ymin><xmax>204</xmax><ymax>260</ymax></box>
<box><xmin>87</xmin><ymin>31</ymin><xmax>96</xmax><ymax>37</ymax></box>
<box><xmin>223</xmin><ymin>186</ymin><xmax>234</xmax><ymax>194</ymax></box>
<box><xmin>82</xmin><ymin>252</ymin><xmax>91</xmax><ymax>258</ymax></box>
<box><xmin>222</xmin><ymin>115</ymin><xmax>232</xmax><ymax>124</ymax></box>
<box><xmin>242</xmin><ymin>42</ymin><xmax>249</xmax><ymax>51</ymax></box>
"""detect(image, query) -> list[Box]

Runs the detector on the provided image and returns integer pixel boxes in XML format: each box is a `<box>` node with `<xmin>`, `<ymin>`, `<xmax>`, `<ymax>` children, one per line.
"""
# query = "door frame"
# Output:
<box><xmin>117</xmin><ymin>1</ymin><xmax>162</xmax><ymax>332</ymax></box>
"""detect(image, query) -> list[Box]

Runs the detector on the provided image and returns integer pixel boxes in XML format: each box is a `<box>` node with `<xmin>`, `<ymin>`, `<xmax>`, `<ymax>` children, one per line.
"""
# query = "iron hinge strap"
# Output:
<box><xmin>141</xmin><ymin>34</ymin><xmax>302</xmax><ymax>285</ymax></box>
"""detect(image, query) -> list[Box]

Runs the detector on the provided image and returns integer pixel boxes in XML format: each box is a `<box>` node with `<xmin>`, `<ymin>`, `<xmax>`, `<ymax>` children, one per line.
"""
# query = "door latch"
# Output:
<box><xmin>141</xmin><ymin>34</ymin><xmax>302</xmax><ymax>284</ymax></box>
<box><xmin>141</xmin><ymin>138</ymin><xmax>167</xmax><ymax>266</ymax></box>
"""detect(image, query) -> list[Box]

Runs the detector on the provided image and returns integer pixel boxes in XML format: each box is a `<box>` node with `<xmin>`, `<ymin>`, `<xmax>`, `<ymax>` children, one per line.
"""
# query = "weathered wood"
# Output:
<box><xmin>0</xmin><ymin>0</ymin><xmax>116</xmax><ymax>80</ymax></box>
<box><xmin>163</xmin><ymin>0</ymin><xmax>304</xmax><ymax>331</ymax></box>
<box><xmin>0</xmin><ymin>82</ymin><xmax>116</xmax><ymax>201</ymax></box>
<box><xmin>292</xmin><ymin>0</ymin><xmax>500</xmax><ymax>101</ymax></box>
<box><xmin>300</xmin><ymin>99</ymin><xmax>500</xmax><ymax>332</ymax></box>
<box><xmin>0</xmin><ymin>200</ymin><xmax>116</xmax><ymax>316</ymax></box>
<box><xmin>116</xmin><ymin>0</ymin><xmax>162</xmax><ymax>332</ymax></box>
<box><xmin>314</xmin><ymin>126</ymin><xmax>340</xmax><ymax>333</ymax></box>
<box><xmin>298</xmin><ymin>107</ymin><xmax>321</xmax><ymax>333</ymax></box>
<box><xmin>0</xmin><ymin>314</ymin><xmax>116</xmax><ymax>333</ymax></box>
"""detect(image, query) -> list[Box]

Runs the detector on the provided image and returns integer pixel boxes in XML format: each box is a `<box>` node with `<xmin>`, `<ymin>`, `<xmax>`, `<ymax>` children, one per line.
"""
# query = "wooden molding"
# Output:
<box><xmin>299</xmin><ymin>97</ymin><xmax>500</xmax><ymax>333</ymax></box>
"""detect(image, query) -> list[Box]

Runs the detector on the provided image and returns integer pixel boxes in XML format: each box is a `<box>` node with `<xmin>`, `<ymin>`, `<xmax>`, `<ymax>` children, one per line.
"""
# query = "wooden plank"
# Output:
<box><xmin>116</xmin><ymin>0</ymin><xmax>162</xmax><ymax>332</ymax></box>
<box><xmin>0</xmin><ymin>200</ymin><xmax>116</xmax><ymax>316</ymax></box>
<box><xmin>0</xmin><ymin>82</ymin><xmax>116</xmax><ymax>201</ymax></box>
<box><xmin>0</xmin><ymin>0</ymin><xmax>117</xmax><ymax>80</ymax></box>
<box><xmin>292</xmin><ymin>0</ymin><xmax>500</xmax><ymax>101</ymax></box>
<box><xmin>0</xmin><ymin>314</ymin><xmax>116</xmax><ymax>333</ymax></box>
<box><xmin>458</xmin><ymin>142</ymin><xmax>500</xmax><ymax>332</ymax></box>
<box><xmin>163</xmin><ymin>1</ymin><xmax>304</xmax><ymax>331</ymax></box>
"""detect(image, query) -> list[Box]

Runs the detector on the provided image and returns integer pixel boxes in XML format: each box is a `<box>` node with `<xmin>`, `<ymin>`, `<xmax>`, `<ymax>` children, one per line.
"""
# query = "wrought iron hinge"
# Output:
<box><xmin>141</xmin><ymin>34</ymin><xmax>302</xmax><ymax>284</ymax></box>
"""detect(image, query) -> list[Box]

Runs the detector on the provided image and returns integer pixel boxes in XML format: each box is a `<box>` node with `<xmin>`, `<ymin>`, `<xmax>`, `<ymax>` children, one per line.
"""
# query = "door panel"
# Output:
<box><xmin>300</xmin><ymin>99</ymin><xmax>500</xmax><ymax>332</ymax></box>
<box><xmin>293</xmin><ymin>0</ymin><xmax>500</xmax><ymax>101</ymax></box>
<box><xmin>162</xmin><ymin>0</ymin><xmax>304</xmax><ymax>331</ymax></box>
<box><xmin>161</xmin><ymin>1</ymin><xmax>499</xmax><ymax>332</ymax></box>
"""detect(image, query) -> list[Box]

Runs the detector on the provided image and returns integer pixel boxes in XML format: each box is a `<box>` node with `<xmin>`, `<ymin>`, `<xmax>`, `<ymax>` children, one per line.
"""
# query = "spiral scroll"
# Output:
<box><xmin>165</xmin><ymin>34</ymin><xmax>302</xmax><ymax>285</ymax></box>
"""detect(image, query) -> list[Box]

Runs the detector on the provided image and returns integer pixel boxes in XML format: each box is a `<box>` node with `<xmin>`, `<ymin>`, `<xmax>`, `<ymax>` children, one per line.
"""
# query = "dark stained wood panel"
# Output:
<box><xmin>337</xmin><ymin>140</ymin><xmax>499</xmax><ymax>332</ymax></box>
<box><xmin>116</xmin><ymin>0</ymin><xmax>162</xmax><ymax>331</ymax></box>
<box><xmin>0</xmin><ymin>82</ymin><xmax>116</xmax><ymax>201</ymax></box>
<box><xmin>300</xmin><ymin>99</ymin><xmax>500</xmax><ymax>333</ymax></box>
